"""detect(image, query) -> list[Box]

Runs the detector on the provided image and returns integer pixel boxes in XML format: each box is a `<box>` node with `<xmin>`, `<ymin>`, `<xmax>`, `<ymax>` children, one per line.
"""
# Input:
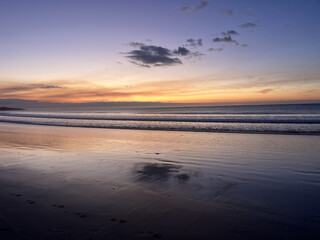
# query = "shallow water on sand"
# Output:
<box><xmin>0</xmin><ymin>123</ymin><xmax>320</xmax><ymax>239</ymax></box>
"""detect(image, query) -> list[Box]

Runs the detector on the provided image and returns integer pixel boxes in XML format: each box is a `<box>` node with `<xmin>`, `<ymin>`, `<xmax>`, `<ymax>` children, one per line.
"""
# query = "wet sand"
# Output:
<box><xmin>0</xmin><ymin>123</ymin><xmax>320</xmax><ymax>239</ymax></box>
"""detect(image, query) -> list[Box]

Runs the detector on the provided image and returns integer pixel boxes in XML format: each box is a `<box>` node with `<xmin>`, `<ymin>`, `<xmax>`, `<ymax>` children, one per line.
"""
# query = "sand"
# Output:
<box><xmin>0</xmin><ymin>122</ymin><xmax>320</xmax><ymax>239</ymax></box>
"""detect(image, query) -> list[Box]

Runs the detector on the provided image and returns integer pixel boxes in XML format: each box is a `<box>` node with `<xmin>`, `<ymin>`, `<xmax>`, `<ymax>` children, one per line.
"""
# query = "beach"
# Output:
<box><xmin>1</xmin><ymin>0</ymin><xmax>320</xmax><ymax>238</ymax></box>
<box><xmin>0</xmin><ymin>122</ymin><xmax>319</xmax><ymax>239</ymax></box>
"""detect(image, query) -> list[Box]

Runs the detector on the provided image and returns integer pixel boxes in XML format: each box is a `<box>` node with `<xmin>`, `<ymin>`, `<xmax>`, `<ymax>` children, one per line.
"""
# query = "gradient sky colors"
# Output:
<box><xmin>0</xmin><ymin>0</ymin><xmax>320</xmax><ymax>104</ymax></box>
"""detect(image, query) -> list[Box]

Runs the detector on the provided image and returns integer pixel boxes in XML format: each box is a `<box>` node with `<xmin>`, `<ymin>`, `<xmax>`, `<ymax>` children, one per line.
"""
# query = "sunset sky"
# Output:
<box><xmin>0</xmin><ymin>0</ymin><xmax>320</xmax><ymax>105</ymax></box>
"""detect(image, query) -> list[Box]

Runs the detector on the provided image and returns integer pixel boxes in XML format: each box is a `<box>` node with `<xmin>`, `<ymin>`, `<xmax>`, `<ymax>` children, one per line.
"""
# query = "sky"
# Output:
<box><xmin>0</xmin><ymin>0</ymin><xmax>320</xmax><ymax>105</ymax></box>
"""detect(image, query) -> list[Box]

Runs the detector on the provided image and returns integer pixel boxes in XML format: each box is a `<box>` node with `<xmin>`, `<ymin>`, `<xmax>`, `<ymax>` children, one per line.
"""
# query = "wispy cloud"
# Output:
<box><xmin>0</xmin><ymin>80</ymin><xmax>160</xmax><ymax>103</ymax></box>
<box><xmin>217</xmin><ymin>9</ymin><xmax>233</xmax><ymax>16</ymax></box>
<box><xmin>186</xmin><ymin>38</ymin><xmax>203</xmax><ymax>47</ymax></box>
<box><xmin>239</xmin><ymin>22</ymin><xmax>257</xmax><ymax>28</ymax></box>
<box><xmin>222</xmin><ymin>30</ymin><xmax>239</xmax><ymax>36</ymax></box>
<box><xmin>1</xmin><ymin>70</ymin><xmax>319</xmax><ymax>104</ymax></box>
<box><xmin>40</xmin><ymin>85</ymin><xmax>62</xmax><ymax>89</ymax></box>
<box><xmin>128</xmin><ymin>41</ymin><xmax>145</xmax><ymax>47</ymax></box>
<box><xmin>180</xmin><ymin>0</ymin><xmax>210</xmax><ymax>12</ymax></box>
<box><xmin>257</xmin><ymin>89</ymin><xmax>274</xmax><ymax>94</ymax></box>
<box><xmin>208</xmin><ymin>48</ymin><xmax>223</xmax><ymax>52</ymax></box>
<box><xmin>1</xmin><ymin>84</ymin><xmax>62</xmax><ymax>92</ymax></box>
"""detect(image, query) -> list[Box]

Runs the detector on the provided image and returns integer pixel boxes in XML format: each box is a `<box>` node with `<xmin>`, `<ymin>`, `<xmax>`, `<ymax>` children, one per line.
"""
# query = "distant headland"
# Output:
<box><xmin>0</xmin><ymin>107</ymin><xmax>24</xmax><ymax>111</ymax></box>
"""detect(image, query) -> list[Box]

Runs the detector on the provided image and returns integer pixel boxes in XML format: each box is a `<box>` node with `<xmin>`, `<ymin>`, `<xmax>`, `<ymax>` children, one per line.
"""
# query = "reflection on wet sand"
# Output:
<box><xmin>0</xmin><ymin>123</ymin><xmax>320</xmax><ymax>239</ymax></box>
<box><xmin>134</xmin><ymin>163</ymin><xmax>182</xmax><ymax>182</ymax></box>
<box><xmin>174</xmin><ymin>173</ymin><xmax>190</xmax><ymax>183</ymax></box>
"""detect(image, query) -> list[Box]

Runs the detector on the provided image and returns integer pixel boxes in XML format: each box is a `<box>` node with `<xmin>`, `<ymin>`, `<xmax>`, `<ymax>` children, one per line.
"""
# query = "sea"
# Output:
<box><xmin>1</xmin><ymin>103</ymin><xmax>320</xmax><ymax>135</ymax></box>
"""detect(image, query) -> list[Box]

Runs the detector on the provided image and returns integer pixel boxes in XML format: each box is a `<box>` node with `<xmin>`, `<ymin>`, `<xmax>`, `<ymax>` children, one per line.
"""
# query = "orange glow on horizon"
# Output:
<box><xmin>1</xmin><ymin>78</ymin><xmax>319</xmax><ymax>104</ymax></box>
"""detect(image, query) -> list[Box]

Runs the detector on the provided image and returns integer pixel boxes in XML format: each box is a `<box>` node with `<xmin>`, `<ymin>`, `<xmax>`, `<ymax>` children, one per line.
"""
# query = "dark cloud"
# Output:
<box><xmin>208</xmin><ymin>48</ymin><xmax>223</xmax><ymax>52</ymax></box>
<box><xmin>213</xmin><ymin>31</ymin><xmax>248</xmax><ymax>47</ymax></box>
<box><xmin>222</xmin><ymin>30</ymin><xmax>239</xmax><ymax>36</ymax></box>
<box><xmin>186</xmin><ymin>38</ymin><xmax>203</xmax><ymax>47</ymax></box>
<box><xmin>213</xmin><ymin>36</ymin><xmax>237</xmax><ymax>43</ymax></box>
<box><xmin>180</xmin><ymin>0</ymin><xmax>210</xmax><ymax>12</ymax></box>
<box><xmin>1</xmin><ymin>84</ymin><xmax>62</xmax><ymax>92</ymax></box>
<box><xmin>126</xmin><ymin>44</ymin><xmax>181</xmax><ymax>67</ymax></box>
<box><xmin>217</xmin><ymin>9</ymin><xmax>233</xmax><ymax>16</ymax></box>
<box><xmin>125</xmin><ymin>41</ymin><xmax>204</xmax><ymax>67</ymax></box>
<box><xmin>40</xmin><ymin>86</ymin><xmax>62</xmax><ymax>89</ymax></box>
<box><xmin>173</xmin><ymin>47</ymin><xmax>191</xmax><ymax>56</ymax></box>
<box><xmin>126</xmin><ymin>43</ymin><xmax>202</xmax><ymax>67</ymax></box>
<box><xmin>239</xmin><ymin>22</ymin><xmax>256</xmax><ymax>28</ymax></box>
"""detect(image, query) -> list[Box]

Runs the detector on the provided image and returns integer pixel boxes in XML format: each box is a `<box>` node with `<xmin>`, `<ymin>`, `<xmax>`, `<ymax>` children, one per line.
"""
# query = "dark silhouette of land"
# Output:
<box><xmin>0</xmin><ymin>107</ymin><xmax>24</xmax><ymax>111</ymax></box>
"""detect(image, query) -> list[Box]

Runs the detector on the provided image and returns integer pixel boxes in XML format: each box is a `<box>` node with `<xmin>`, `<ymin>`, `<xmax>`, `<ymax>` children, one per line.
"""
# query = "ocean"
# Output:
<box><xmin>1</xmin><ymin>103</ymin><xmax>320</xmax><ymax>135</ymax></box>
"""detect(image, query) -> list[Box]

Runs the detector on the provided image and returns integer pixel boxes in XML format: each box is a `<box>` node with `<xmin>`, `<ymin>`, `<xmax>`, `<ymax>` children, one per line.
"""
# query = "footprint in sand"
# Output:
<box><xmin>110</xmin><ymin>218</ymin><xmax>127</xmax><ymax>224</ymax></box>
<box><xmin>52</xmin><ymin>204</ymin><xmax>65</xmax><ymax>208</ymax></box>
<box><xmin>10</xmin><ymin>193</ymin><xmax>22</xmax><ymax>197</ymax></box>
<box><xmin>139</xmin><ymin>231</ymin><xmax>162</xmax><ymax>238</ymax></box>
<box><xmin>75</xmin><ymin>212</ymin><xmax>87</xmax><ymax>218</ymax></box>
<box><xmin>26</xmin><ymin>200</ymin><xmax>35</xmax><ymax>204</ymax></box>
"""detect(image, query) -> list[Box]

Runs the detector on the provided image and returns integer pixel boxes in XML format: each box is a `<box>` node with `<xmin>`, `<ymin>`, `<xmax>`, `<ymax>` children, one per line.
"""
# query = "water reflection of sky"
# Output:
<box><xmin>1</xmin><ymin>124</ymin><xmax>320</xmax><ymax>228</ymax></box>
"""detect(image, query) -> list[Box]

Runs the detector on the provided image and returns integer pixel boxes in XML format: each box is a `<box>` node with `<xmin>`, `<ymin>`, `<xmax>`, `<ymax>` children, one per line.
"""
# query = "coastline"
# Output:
<box><xmin>1</xmin><ymin>123</ymin><xmax>320</xmax><ymax>239</ymax></box>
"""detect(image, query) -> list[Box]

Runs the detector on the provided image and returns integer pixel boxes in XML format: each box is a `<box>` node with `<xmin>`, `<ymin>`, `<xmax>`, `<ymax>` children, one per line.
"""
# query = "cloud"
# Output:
<box><xmin>180</xmin><ymin>0</ymin><xmax>210</xmax><ymax>12</ymax></box>
<box><xmin>239</xmin><ymin>22</ymin><xmax>256</xmax><ymax>28</ymax></box>
<box><xmin>125</xmin><ymin>42</ymin><xmax>201</xmax><ymax>67</ymax></box>
<box><xmin>186</xmin><ymin>38</ymin><xmax>203</xmax><ymax>47</ymax></box>
<box><xmin>126</xmin><ymin>43</ymin><xmax>182</xmax><ymax>67</ymax></box>
<box><xmin>1</xmin><ymin>84</ymin><xmax>62</xmax><ymax>92</ymax></box>
<box><xmin>213</xmin><ymin>31</ymin><xmax>248</xmax><ymax>47</ymax></box>
<box><xmin>40</xmin><ymin>85</ymin><xmax>62</xmax><ymax>89</ymax></box>
<box><xmin>128</xmin><ymin>41</ymin><xmax>145</xmax><ymax>47</ymax></box>
<box><xmin>208</xmin><ymin>48</ymin><xmax>223</xmax><ymax>52</ymax></box>
<box><xmin>222</xmin><ymin>30</ymin><xmax>239</xmax><ymax>36</ymax></box>
<box><xmin>257</xmin><ymin>89</ymin><xmax>274</xmax><ymax>94</ymax></box>
<box><xmin>213</xmin><ymin>35</ymin><xmax>237</xmax><ymax>43</ymax></box>
<box><xmin>217</xmin><ymin>9</ymin><xmax>233</xmax><ymax>16</ymax></box>
<box><xmin>173</xmin><ymin>47</ymin><xmax>191</xmax><ymax>56</ymax></box>
<box><xmin>194</xmin><ymin>0</ymin><xmax>210</xmax><ymax>11</ymax></box>
<box><xmin>0</xmin><ymin>80</ymin><xmax>163</xmax><ymax>103</ymax></box>
<box><xmin>1</xmin><ymin>70</ymin><xmax>318</xmax><ymax>104</ymax></box>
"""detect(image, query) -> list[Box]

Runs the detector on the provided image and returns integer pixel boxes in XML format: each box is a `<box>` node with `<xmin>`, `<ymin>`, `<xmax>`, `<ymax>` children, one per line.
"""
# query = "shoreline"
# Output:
<box><xmin>0</xmin><ymin>121</ymin><xmax>319</xmax><ymax>136</ymax></box>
